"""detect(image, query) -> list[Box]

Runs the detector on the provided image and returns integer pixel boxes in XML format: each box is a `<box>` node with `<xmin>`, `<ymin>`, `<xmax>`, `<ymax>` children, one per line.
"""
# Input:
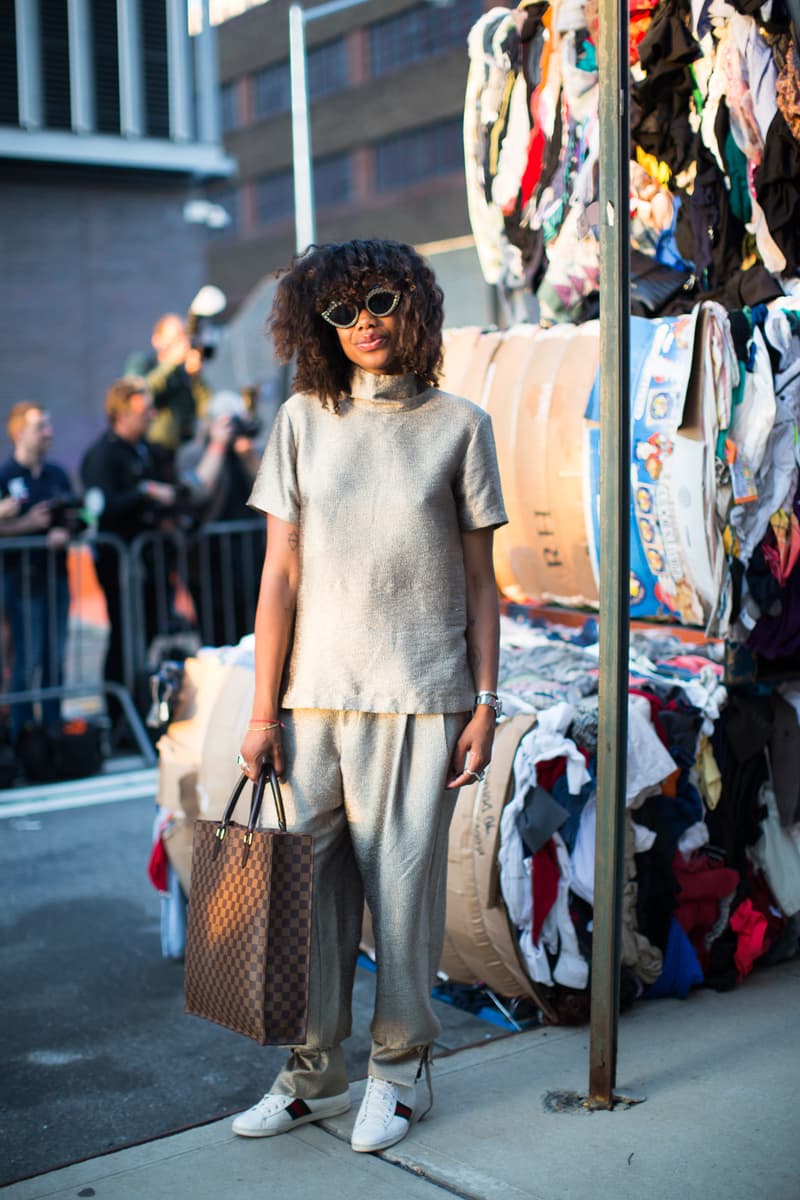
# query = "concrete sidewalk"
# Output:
<box><xmin>6</xmin><ymin>958</ymin><xmax>799</xmax><ymax>1200</ymax></box>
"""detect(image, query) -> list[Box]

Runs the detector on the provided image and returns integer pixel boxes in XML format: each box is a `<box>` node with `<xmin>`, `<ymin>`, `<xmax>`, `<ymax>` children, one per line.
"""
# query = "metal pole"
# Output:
<box><xmin>289</xmin><ymin>3</ymin><xmax>315</xmax><ymax>255</ymax></box>
<box><xmin>67</xmin><ymin>0</ymin><xmax>95</xmax><ymax>134</ymax></box>
<box><xmin>15</xmin><ymin>0</ymin><xmax>43</xmax><ymax>130</ymax></box>
<box><xmin>589</xmin><ymin>0</ymin><xmax>631</xmax><ymax>1108</ymax></box>
<box><xmin>166</xmin><ymin>0</ymin><xmax>193</xmax><ymax>142</ymax></box>
<box><xmin>195</xmin><ymin>0</ymin><xmax>221</xmax><ymax>145</ymax></box>
<box><xmin>117</xmin><ymin>0</ymin><xmax>144</xmax><ymax>138</ymax></box>
<box><xmin>289</xmin><ymin>0</ymin><xmax>413</xmax><ymax>255</ymax></box>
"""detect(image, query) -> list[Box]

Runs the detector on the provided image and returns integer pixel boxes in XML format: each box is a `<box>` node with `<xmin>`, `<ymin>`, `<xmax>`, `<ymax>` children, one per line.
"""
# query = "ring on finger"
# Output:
<box><xmin>236</xmin><ymin>752</ymin><xmax>250</xmax><ymax>772</ymax></box>
<box><xmin>466</xmin><ymin>767</ymin><xmax>487</xmax><ymax>783</ymax></box>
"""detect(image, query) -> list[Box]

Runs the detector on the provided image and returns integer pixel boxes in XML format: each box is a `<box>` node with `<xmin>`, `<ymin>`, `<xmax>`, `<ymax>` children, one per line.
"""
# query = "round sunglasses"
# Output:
<box><xmin>321</xmin><ymin>286</ymin><xmax>401</xmax><ymax>329</ymax></box>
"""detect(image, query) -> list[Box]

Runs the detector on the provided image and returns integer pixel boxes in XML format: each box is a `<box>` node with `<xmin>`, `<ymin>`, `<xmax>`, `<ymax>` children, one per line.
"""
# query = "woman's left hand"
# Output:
<box><xmin>446</xmin><ymin>708</ymin><xmax>497</xmax><ymax>790</ymax></box>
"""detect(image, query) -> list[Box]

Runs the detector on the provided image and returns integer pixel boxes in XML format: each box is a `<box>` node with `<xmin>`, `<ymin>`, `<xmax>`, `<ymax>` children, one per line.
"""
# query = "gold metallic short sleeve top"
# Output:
<box><xmin>248</xmin><ymin>369</ymin><xmax>508</xmax><ymax>714</ymax></box>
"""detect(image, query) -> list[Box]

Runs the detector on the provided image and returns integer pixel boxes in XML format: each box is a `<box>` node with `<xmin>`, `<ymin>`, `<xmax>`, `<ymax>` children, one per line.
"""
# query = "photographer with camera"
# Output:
<box><xmin>125</xmin><ymin>312</ymin><xmax>211</xmax><ymax>456</ymax></box>
<box><xmin>81</xmin><ymin>379</ymin><xmax>182</xmax><ymax>742</ymax></box>
<box><xmin>177</xmin><ymin>390</ymin><xmax>264</xmax><ymax>647</ymax></box>
<box><xmin>0</xmin><ymin>403</ymin><xmax>76</xmax><ymax>737</ymax></box>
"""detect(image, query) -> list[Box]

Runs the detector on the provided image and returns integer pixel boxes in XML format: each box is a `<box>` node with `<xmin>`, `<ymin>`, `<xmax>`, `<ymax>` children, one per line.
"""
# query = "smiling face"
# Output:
<box><xmin>334</xmin><ymin>305</ymin><xmax>401</xmax><ymax>376</ymax></box>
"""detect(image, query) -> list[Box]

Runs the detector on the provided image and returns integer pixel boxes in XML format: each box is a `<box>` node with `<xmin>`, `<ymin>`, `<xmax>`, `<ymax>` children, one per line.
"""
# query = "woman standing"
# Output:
<box><xmin>233</xmin><ymin>239</ymin><xmax>507</xmax><ymax>1154</ymax></box>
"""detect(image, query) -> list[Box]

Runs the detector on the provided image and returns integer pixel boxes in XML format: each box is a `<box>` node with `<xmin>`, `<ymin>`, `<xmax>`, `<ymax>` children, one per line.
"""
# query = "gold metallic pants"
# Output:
<box><xmin>268</xmin><ymin>708</ymin><xmax>466</xmax><ymax>1098</ymax></box>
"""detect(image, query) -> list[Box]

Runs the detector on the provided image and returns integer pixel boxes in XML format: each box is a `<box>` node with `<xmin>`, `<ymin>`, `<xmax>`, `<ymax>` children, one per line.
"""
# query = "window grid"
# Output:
<box><xmin>369</xmin><ymin>0</ymin><xmax>484</xmax><ymax>78</ymax></box>
<box><xmin>308</xmin><ymin>38</ymin><xmax>347</xmax><ymax>101</ymax></box>
<box><xmin>141</xmin><ymin>0</ymin><xmax>170</xmax><ymax>139</ymax></box>
<box><xmin>314</xmin><ymin>152</ymin><xmax>352</xmax><ymax>208</ymax></box>
<box><xmin>40</xmin><ymin>0</ymin><xmax>71</xmax><ymax>130</ymax></box>
<box><xmin>91</xmin><ymin>0</ymin><xmax>120</xmax><ymax>133</ymax></box>
<box><xmin>220</xmin><ymin>81</ymin><xmax>238</xmax><ymax>133</ymax></box>
<box><xmin>252</xmin><ymin>37</ymin><xmax>347</xmax><ymax>120</ymax></box>
<box><xmin>0</xmin><ymin>0</ymin><xmax>18</xmax><ymax>125</ymax></box>
<box><xmin>255</xmin><ymin>152</ymin><xmax>352</xmax><ymax>227</ymax></box>
<box><xmin>374</xmin><ymin>118</ymin><xmax>464</xmax><ymax>192</ymax></box>
<box><xmin>256</xmin><ymin>169</ymin><xmax>294</xmax><ymax>224</ymax></box>
<box><xmin>253</xmin><ymin>61</ymin><xmax>290</xmax><ymax>119</ymax></box>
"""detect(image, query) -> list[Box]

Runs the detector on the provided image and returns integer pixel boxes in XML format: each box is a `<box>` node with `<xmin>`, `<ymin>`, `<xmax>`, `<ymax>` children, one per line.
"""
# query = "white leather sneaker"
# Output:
<box><xmin>350</xmin><ymin>1076</ymin><xmax>418</xmax><ymax>1153</ymax></box>
<box><xmin>232</xmin><ymin>1090</ymin><xmax>350</xmax><ymax>1138</ymax></box>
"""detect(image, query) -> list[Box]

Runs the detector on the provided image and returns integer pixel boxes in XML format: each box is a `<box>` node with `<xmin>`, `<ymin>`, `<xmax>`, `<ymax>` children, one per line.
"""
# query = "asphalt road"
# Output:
<box><xmin>0</xmin><ymin>779</ymin><xmax>509</xmax><ymax>1187</ymax></box>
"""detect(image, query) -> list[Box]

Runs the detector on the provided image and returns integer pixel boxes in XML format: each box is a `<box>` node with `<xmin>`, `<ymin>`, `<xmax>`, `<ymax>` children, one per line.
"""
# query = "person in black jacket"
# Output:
<box><xmin>81</xmin><ymin>379</ymin><xmax>178</xmax><ymax>733</ymax></box>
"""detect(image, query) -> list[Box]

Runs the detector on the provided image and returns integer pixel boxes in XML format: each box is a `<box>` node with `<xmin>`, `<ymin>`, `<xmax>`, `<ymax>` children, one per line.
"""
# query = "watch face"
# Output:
<box><xmin>476</xmin><ymin>693</ymin><xmax>502</xmax><ymax>717</ymax></box>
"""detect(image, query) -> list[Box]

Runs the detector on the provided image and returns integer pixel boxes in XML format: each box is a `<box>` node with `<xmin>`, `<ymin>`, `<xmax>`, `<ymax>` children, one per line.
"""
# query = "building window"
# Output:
<box><xmin>253</xmin><ymin>61</ymin><xmax>290</xmax><ymax>119</ymax></box>
<box><xmin>141</xmin><ymin>0</ymin><xmax>170</xmax><ymax>138</ymax></box>
<box><xmin>0</xmin><ymin>0</ymin><xmax>19</xmax><ymax>126</ymax></box>
<box><xmin>91</xmin><ymin>0</ymin><xmax>120</xmax><ymax>133</ymax></box>
<box><xmin>315</xmin><ymin>152</ymin><xmax>352</xmax><ymax>209</ymax></box>
<box><xmin>40</xmin><ymin>0</ymin><xmax>71</xmax><ymax>130</ymax></box>
<box><xmin>220</xmin><ymin>81</ymin><xmax>238</xmax><ymax>133</ymax></box>
<box><xmin>369</xmin><ymin>0</ymin><xmax>484</xmax><ymax>77</ymax></box>
<box><xmin>374</xmin><ymin>118</ymin><xmax>463</xmax><ymax>192</ymax></box>
<box><xmin>308</xmin><ymin>38</ymin><xmax>347</xmax><ymax>101</ymax></box>
<box><xmin>256</xmin><ymin>169</ymin><xmax>294</xmax><ymax>225</ymax></box>
<box><xmin>255</xmin><ymin>153</ymin><xmax>352</xmax><ymax>227</ymax></box>
<box><xmin>252</xmin><ymin>37</ymin><xmax>347</xmax><ymax>119</ymax></box>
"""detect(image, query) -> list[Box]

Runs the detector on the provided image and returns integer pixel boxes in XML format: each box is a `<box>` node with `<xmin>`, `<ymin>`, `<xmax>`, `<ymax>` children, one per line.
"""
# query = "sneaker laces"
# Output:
<box><xmin>361</xmin><ymin>1077</ymin><xmax>398</xmax><ymax>1126</ymax></box>
<box><xmin>417</xmin><ymin>1051</ymin><xmax>433</xmax><ymax>1121</ymax></box>
<box><xmin>251</xmin><ymin>1093</ymin><xmax>291</xmax><ymax>1117</ymax></box>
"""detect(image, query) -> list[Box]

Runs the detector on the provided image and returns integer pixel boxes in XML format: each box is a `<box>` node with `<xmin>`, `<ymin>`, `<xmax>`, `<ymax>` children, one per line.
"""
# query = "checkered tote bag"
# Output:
<box><xmin>184</xmin><ymin>764</ymin><xmax>313</xmax><ymax>1045</ymax></box>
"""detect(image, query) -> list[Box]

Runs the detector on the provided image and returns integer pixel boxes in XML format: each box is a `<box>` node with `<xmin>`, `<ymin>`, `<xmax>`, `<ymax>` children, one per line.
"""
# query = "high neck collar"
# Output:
<box><xmin>349</xmin><ymin>367</ymin><xmax>421</xmax><ymax>402</ymax></box>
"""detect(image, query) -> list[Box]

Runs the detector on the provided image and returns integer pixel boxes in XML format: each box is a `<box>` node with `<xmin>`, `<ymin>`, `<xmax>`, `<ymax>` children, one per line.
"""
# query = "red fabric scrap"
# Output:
<box><xmin>672</xmin><ymin>851</ymin><xmax>740</xmax><ymax>968</ymax></box>
<box><xmin>745</xmin><ymin>864</ymin><xmax>786</xmax><ymax>953</ymax></box>
<box><xmin>535</xmin><ymin>755</ymin><xmax>567</xmax><ymax>792</ymax></box>
<box><xmin>519</xmin><ymin>125</ymin><xmax>547</xmax><ymax>209</ymax></box>
<box><xmin>628</xmin><ymin>687</ymin><xmax>669</xmax><ymax>744</ymax></box>
<box><xmin>532</xmin><ymin>837</ymin><xmax>560</xmax><ymax>946</ymax></box>
<box><xmin>730</xmin><ymin>899</ymin><xmax>768</xmax><ymax>980</ymax></box>
<box><xmin>147</xmin><ymin>834</ymin><xmax>169</xmax><ymax>893</ymax></box>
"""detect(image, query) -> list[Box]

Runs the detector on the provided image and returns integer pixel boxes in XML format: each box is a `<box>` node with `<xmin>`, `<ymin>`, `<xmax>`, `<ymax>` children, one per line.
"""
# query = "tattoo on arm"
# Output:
<box><xmin>288</xmin><ymin>529</ymin><xmax>299</xmax><ymax>551</ymax></box>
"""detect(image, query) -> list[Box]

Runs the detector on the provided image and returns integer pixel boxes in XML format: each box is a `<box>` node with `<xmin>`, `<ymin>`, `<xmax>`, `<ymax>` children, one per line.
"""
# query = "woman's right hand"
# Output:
<box><xmin>238</xmin><ymin>725</ymin><xmax>285</xmax><ymax>782</ymax></box>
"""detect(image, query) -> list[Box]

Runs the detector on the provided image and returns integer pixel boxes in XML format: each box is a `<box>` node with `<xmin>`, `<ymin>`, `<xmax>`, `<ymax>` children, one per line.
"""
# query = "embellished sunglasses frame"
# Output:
<box><xmin>321</xmin><ymin>286</ymin><xmax>402</xmax><ymax>329</ymax></box>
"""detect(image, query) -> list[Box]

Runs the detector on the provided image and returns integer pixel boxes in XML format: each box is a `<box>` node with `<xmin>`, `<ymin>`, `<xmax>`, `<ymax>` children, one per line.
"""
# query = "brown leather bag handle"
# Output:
<box><xmin>214</xmin><ymin>763</ymin><xmax>287</xmax><ymax>863</ymax></box>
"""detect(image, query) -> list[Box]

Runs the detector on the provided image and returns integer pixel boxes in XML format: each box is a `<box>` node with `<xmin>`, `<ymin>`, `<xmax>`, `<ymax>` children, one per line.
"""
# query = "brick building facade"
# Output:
<box><xmin>205</xmin><ymin>0</ymin><xmax>496</xmax><ymax>334</ymax></box>
<box><xmin>0</xmin><ymin>0</ymin><xmax>232</xmax><ymax>471</ymax></box>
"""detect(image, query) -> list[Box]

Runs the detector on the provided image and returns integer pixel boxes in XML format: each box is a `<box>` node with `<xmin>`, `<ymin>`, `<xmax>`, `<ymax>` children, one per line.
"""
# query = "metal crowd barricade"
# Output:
<box><xmin>0</xmin><ymin>518</ymin><xmax>268</xmax><ymax>771</ymax></box>
<box><xmin>187</xmin><ymin>518</ymin><xmax>265</xmax><ymax>649</ymax></box>
<box><xmin>128</xmin><ymin>520</ymin><xmax>265</xmax><ymax>663</ymax></box>
<box><xmin>127</xmin><ymin>527</ymin><xmax>194</xmax><ymax>674</ymax></box>
<box><xmin>0</xmin><ymin>532</ymin><xmax>156</xmax><ymax>764</ymax></box>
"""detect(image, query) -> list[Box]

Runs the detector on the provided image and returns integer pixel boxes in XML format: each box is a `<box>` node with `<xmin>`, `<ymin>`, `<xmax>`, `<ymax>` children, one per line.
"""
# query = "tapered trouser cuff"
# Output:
<box><xmin>270</xmin><ymin>1047</ymin><xmax>349</xmax><ymax>1100</ymax></box>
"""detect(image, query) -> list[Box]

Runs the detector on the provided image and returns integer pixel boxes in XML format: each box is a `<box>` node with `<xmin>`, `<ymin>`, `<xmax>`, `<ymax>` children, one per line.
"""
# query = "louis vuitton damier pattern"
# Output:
<box><xmin>184</xmin><ymin>808</ymin><xmax>314</xmax><ymax>1046</ymax></box>
<box><xmin>263</xmin><ymin>834</ymin><xmax>314</xmax><ymax>1037</ymax></box>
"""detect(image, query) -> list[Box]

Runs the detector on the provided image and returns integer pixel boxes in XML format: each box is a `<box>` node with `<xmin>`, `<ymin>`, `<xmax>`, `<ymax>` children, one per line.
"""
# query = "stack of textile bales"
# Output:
<box><xmin>441</xmin><ymin>612</ymin><xmax>800</xmax><ymax>1021</ymax></box>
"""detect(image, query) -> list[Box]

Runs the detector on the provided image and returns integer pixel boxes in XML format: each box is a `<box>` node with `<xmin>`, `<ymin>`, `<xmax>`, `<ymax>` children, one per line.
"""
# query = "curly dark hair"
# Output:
<box><xmin>269</xmin><ymin>239</ymin><xmax>444</xmax><ymax>411</ymax></box>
